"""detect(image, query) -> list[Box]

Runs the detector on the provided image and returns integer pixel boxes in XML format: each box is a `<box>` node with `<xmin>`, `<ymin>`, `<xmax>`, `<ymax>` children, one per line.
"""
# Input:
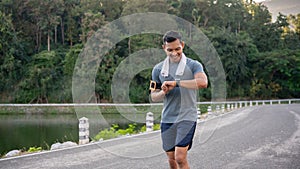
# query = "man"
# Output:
<box><xmin>150</xmin><ymin>30</ymin><xmax>208</xmax><ymax>169</ymax></box>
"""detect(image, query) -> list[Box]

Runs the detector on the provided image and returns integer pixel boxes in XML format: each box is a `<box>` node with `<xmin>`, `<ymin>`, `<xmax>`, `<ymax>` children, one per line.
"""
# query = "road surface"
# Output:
<box><xmin>1</xmin><ymin>104</ymin><xmax>299</xmax><ymax>169</ymax></box>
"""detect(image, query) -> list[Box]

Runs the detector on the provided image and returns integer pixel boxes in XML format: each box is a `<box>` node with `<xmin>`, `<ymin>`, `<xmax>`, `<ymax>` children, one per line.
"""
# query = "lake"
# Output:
<box><xmin>0</xmin><ymin>105</ymin><xmax>162</xmax><ymax>156</ymax></box>
<box><xmin>0</xmin><ymin>113</ymin><xmax>79</xmax><ymax>156</ymax></box>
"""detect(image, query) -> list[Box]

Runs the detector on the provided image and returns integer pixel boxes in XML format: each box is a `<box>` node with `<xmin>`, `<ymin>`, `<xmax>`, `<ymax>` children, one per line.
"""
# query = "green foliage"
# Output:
<box><xmin>80</xmin><ymin>11</ymin><xmax>107</xmax><ymax>43</ymax></box>
<box><xmin>27</xmin><ymin>146</ymin><xmax>42</xmax><ymax>153</ymax></box>
<box><xmin>244</xmin><ymin>2</ymin><xmax>280</xmax><ymax>52</ymax></box>
<box><xmin>122</xmin><ymin>0</ymin><xmax>170</xmax><ymax>16</ymax></box>
<box><xmin>96</xmin><ymin>50</ymin><xmax>123</xmax><ymax>102</ymax></box>
<box><xmin>140</xmin><ymin>124</ymin><xmax>160</xmax><ymax>132</ymax></box>
<box><xmin>93</xmin><ymin>125</ymin><xmax>119</xmax><ymax>141</ymax></box>
<box><xmin>64</xmin><ymin>44</ymin><xmax>83</xmax><ymax>76</ymax></box>
<box><xmin>0</xmin><ymin>11</ymin><xmax>24</xmax><ymax>95</ymax></box>
<box><xmin>153</xmin><ymin>123</ymin><xmax>160</xmax><ymax>131</ymax></box>
<box><xmin>116</xmin><ymin>123</ymin><xmax>137</xmax><ymax>135</ymax></box>
<box><xmin>93</xmin><ymin>123</ymin><xmax>160</xmax><ymax>141</ymax></box>
<box><xmin>282</xmin><ymin>32</ymin><xmax>300</xmax><ymax>50</ymax></box>
<box><xmin>204</xmin><ymin>27</ymin><xmax>259</xmax><ymax>98</ymax></box>
<box><xmin>250</xmin><ymin>49</ymin><xmax>300</xmax><ymax>99</ymax></box>
<box><xmin>15</xmin><ymin>49</ymin><xmax>67</xmax><ymax>103</ymax></box>
<box><xmin>0</xmin><ymin>0</ymin><xmax>300</xmax><ymax>103</ymax></box>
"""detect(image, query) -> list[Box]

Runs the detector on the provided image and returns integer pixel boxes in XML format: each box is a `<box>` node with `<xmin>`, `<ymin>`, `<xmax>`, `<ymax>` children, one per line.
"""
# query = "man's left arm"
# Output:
<box><xmin>180</xmin><ymin>72</ymin><xmax>208</xmax><ymax>89</ymax></box>
<box><xmin>162</xmin><ymin>72</ymin><xmax>208</xmax><ymax>90</ymax></box>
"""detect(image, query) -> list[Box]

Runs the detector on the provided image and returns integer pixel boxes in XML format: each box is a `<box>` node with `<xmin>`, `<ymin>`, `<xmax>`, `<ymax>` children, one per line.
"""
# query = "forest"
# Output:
<box><xmin>0</xmin><ymin>0</ymin><xmax>299</xmax><ymax>103</ymax></box>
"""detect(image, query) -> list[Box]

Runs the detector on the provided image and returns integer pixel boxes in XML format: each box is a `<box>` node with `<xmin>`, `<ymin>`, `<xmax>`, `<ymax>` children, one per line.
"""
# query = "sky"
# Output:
<box><xmin>260</xmin><ymin>0</ymin><xmax>300</xmax><ymax>21</ymax></box>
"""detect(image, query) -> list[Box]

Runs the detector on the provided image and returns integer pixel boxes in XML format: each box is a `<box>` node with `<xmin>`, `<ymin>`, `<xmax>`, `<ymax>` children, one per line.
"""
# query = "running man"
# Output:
<box><xmin>150</xmin><ymin>30</ymin><xmax>208</xmax><ymax>169</ymax></box>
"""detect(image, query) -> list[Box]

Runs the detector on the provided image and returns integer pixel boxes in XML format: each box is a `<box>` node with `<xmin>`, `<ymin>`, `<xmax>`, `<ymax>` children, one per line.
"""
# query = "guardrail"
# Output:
<box><xmin>197</xmin><ymin>98</ymin><xmax>300</xmax><ymax>113</ymax></box>
<box><xmin>0</xmin><ymin>99</ymin><xmax>299</xmax><ymax>107</ymax></box>
<box><xmin>198</xmin><ymin>98</ymin><xmax>300</xmax><ymax>105</ymax></box>
<box><xmin>0</xmin><ymin>98</ymin><xmax>299</xmax><ymax>117</ymax></box>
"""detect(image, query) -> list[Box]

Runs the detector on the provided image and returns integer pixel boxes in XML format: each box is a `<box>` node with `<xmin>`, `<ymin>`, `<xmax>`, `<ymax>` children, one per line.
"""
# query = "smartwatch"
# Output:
<box><xmin>175</xmin><ymin>79</ymin><xmax>180</xmax><ymax>87</ymax></box>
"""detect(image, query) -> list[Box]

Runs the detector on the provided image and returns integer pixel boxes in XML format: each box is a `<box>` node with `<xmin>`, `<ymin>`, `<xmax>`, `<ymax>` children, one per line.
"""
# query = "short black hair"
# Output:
<box><xmin>163</xmin><ymin>30</ymin><xmax>182</xmax><ymax>44</ymax></box>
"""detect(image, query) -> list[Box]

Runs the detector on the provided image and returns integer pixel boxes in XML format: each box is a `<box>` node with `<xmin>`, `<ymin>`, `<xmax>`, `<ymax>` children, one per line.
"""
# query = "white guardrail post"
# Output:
<box><xmin>216</xmin><ymin>105</ymin><xmax>220</xmax><ymax>114</ymax></box>
<box><xmin>146</xmin><ymin>112</ymin><xmax>154</xmax><ymax>132</ymax></box>
<box><xmin>79</xmin><ymin>117</ymin><xmax>89</xmax><ymax>145</ymax></box>
<box><xmin>207</xmin><ymin>106</ymin><xmax>212</xmax><ymax>115</ymax></box>
<box><xmin>197</xmin><ymin>108</ymin><xmax>201</xmax><ymax>120</ymax></box>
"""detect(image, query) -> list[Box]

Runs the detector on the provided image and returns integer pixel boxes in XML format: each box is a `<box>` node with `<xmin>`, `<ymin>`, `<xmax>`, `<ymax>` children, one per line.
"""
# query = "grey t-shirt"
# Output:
<box><xmin>152</xmin><ymin>57</ymin><xmax>204</xmax><ymax>123</ymax></box>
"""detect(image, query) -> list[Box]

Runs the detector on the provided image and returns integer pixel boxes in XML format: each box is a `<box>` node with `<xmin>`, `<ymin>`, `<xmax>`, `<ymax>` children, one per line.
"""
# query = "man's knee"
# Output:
<box><xmin>166</xmin><ymin>152</ymin><xmax>178</xmax><ymax>169</ymax></box>
<box><xmin>175</xmin><ymin>146</ymin><xmax>189</xmax><ymax>166</ymax></box>
<box><xmin>175</xmin><ymin>152</ymin><xmax>187</xmax><ymax>165</ymax></box>
<box><xmin>175</xmin><ymin>154</ymin><xmax>186</xmax><ymax>165</ymax></box>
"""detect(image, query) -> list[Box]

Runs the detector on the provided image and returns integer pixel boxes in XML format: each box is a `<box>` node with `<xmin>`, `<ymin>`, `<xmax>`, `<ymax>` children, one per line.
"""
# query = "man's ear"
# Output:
<box><xmin>162</xmin><ymin>44</ymin><xmax>165</xmax><ymax>49</ymax></box>
<box><xmin>181</xmin><ymin>41</ymin><xmax>185</xmax><ymax>49</ymax></box>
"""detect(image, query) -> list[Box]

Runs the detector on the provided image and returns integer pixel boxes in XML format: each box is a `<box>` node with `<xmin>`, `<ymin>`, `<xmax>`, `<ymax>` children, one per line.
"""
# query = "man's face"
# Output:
<box><xmin>163</xmin><ymin>39</ymin><xmax>185</xmax><ymax>63</ymax></box>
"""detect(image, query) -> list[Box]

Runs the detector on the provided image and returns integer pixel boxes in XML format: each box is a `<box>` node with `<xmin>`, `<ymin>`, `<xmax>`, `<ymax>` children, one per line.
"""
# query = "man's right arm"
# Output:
<box><xmin>151</xmin><ymin>89</ymin><xmax>166</xmax><ymax>102</ymax></box>
<box><xmin>151</xmin><ymin>66</ymin><xmax>167</xmax><ymax>102</ymax></box>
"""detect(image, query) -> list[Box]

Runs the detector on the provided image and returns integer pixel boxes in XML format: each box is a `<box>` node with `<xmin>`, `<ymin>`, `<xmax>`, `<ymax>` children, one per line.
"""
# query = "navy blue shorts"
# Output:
<box><xmin>161</xmin><ymin>121</ymin><xmax>197</xmax><ymax>152</ymax></box>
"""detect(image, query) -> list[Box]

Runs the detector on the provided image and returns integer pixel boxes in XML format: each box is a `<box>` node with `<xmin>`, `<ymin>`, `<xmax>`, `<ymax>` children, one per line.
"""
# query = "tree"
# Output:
<box><xmin>23</xmin><ymin>0</ymin><xmax>65</xmax><ymax>52</ymax></box>
<box><xmin>80</xmin><ymin>11</ymin><xmax>107</xmax><ymax>43</ymax></box>
<box><xmin>178</xmin><ymin>0</ymin><xmax>195</xmax><ymax>23</ymax></box>
<box><xmin>250</xmin><ymin>49</ymin><xmax>300</xmax><ymax>99</ymax></box>
<box><xmin>0</xmin><ymin>11</ymin><xmax>23</xmax><ymax>97</ymax></box>
<box><xmin>0</xmin><ymin>0</ymin><xmax>300</xmax><ymax>103</ymax></box>
<box><xmin>16</xmin><ymin>50</ymin><xmax>66</xmax><ymax>103</ymax></box>
<box><xmin>243</xmin><ymin>2</ymin><xmax>284</xmax><ymax>52</ymax></box>
<box><xmin>99</xmin><ymin>0</ymin><xmax>126</xmax><ymax>22</ymax></box>
<box><xmin>62</xmin><ymin>44</ymin><xmax>84</xmax><ymax>102</ymax></box>
<box><xmin>40</xmin><ymin>0</ymin><xmax>65</xmax><ymax>51</ymax></box>
<box><xmin>122</xmin><ymin>0</ymin><xmax>169</xmax><ymax>16</ymax></box>
<box><xmin>121</xmin><ymin>0</ymin><xmax>172</xmax><ymax>54</ymax></box>
<box><xmin>282</xmin><ymin>14</ymin><xmax>300</xmax><ymax>50</ymax></box>
<box><xmin>292</xmin><ymin>13</ymin><xmax>300</xmax><ymax>35</ymax></box>
<box><xmin>63</xmin><ymin>0</ymin><xmax>81</xmax><ymax>47</ymax></box>
<box><xmin>204</xmin><ymin>27</ymin><xmax>258</xmax><ymax>97</ymax></box>
<box><xmin>184</xmin><ymin>0</ymin><xmax>249</xmax><ymax>31</ymax></box>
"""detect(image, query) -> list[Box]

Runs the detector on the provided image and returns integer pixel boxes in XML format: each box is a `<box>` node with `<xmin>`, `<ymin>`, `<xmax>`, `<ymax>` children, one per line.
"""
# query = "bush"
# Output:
<box><xmin>116</xmin><ymin>123</ymin><xmax>137</xmax><ymax>135</ymax></box>
<box><xmin>93</xmin><ymin>126</ymin><xmax>119</xmax><ymax>141</ymax></box>
<box><xmin>140</xmin><ymin>124</ymin><xmax>160</xmax><ymax>132</ymax></box>
<box><xmin>27</xmin><ymin>146</ymin><xmax>42</xmax><ymax>153</ymax></box>
<box><xmin>93</xmin><ymin>123</ymin><xmax>161</xmax><ymax>141</ymax></box>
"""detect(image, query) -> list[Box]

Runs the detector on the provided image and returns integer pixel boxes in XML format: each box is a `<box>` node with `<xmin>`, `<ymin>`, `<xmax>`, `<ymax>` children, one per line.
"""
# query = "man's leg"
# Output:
<box><xmin>162</xmin><ymin>121</ymin><xmax>195</xmax><ymax>169</ymax></box>
<box><xmin>174</xmin><ymin>121</ymin><xmax>196</xmax><ymax>169</ymax></box>
<box><xmin>175</xmin><ymin>146</ymin><xmax>190</xmax><ymax>169</ymax></box>
<box><xmin>161</xmin><ymin>123</ymin><xmax>177</xmax><ymax>169</ymax></box>
<box><xmin>166</xmin><ymin>151</ymin><xmax>178</xmax><ymax>169</ymax></box>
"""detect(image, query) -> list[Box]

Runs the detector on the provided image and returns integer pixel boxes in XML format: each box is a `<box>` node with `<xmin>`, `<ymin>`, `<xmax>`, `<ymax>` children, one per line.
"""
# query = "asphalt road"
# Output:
<box><xmin>1</xmin><ymin>104</ymin><xmax>299</xmax><ymax>169</ymax></box>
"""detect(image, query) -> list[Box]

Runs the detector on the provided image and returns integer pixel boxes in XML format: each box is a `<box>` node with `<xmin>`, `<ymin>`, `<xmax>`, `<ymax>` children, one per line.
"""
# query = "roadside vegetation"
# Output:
<box><xmin>93</xmin><ymin>123</ymin><xmax>161</xmax><ymax>141</ymax></box>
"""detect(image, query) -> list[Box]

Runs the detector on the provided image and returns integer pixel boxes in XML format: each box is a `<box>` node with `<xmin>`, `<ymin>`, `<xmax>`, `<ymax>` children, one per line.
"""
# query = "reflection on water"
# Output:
<box><xmin>0</xmin><ymin>113</ymin><xmax>78</xmax><ymax>156</ymax></box>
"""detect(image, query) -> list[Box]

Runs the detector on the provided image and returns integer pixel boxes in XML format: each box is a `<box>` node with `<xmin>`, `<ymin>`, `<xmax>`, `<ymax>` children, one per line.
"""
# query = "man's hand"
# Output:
<box><xmin>162</xmin><ymin>81</ymin><xmax>176</xmax><ymax>94</ymax></box>
<box><xmin>150</xmin><ymin>81</ymin><xmax>175</xmax><ymax>102</ymax></box>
